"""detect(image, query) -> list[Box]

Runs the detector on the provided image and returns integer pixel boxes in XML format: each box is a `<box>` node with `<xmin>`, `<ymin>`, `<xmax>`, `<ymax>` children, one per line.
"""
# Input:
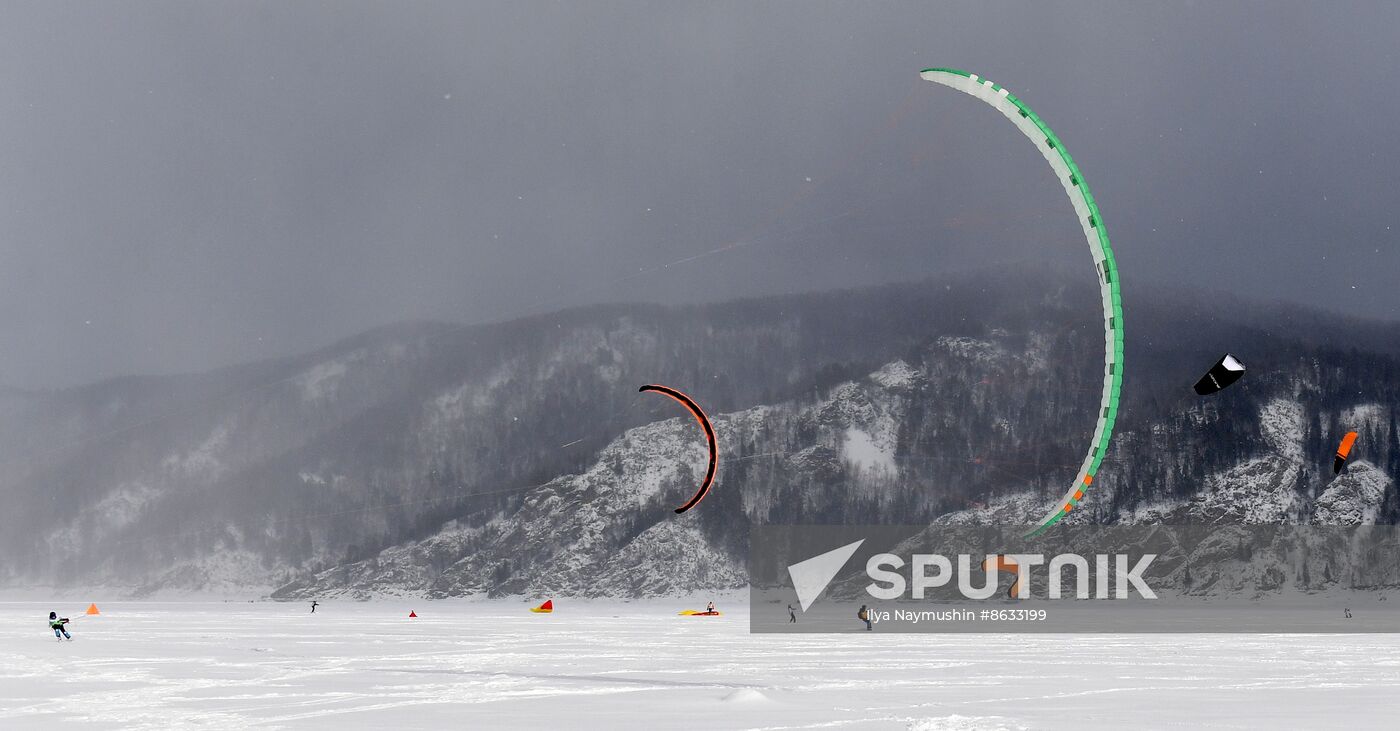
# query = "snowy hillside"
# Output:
<box><xmin>2</xmin><ymin>271</ymin><xmax>1399</xmax><ymax>596</ymax></box>
<box><xmin>280</xmin><ymin>376</ymin><xmax>1398</xmax><ymax>600</ymax></box>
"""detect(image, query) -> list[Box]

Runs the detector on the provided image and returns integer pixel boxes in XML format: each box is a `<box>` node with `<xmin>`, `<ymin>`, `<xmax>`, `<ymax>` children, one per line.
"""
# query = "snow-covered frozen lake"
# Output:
<box><xmin>2</xmin><ymin>599</ymin><xmax>1398</xmax><ymax>729</ymax></box>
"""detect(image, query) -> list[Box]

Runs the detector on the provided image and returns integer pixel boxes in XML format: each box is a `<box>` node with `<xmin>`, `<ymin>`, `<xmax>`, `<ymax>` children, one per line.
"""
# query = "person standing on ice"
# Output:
<box><xmin>310</xmin><ymin>601</ymin><xmax>319</xmax><ymax>614</ymax></box>
<box><xmin>858</xmin><ymin>605</ymin><xmax>872</xmax><ymax>631</ymax></box>
<box><xmin>48</xmin><ymin>612</ymin><xmax>72</xmax><ymax>641</ymax></box>
<box><xmin>706</xmin><ymin>601</ymin><xmax>715</xmax><ymax>614</ymax></box>
<box><xmin>787</xmin><ymin>604</ymin><xmax>797</xmax><ymax>623</ymax></box>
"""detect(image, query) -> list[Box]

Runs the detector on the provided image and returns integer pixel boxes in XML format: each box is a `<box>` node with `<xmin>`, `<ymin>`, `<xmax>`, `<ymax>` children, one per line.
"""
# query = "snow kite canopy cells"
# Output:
<box><xmin>638</xmin><ymin>384</ymin><xmax>718</xmax><ymax>514</ymax></box>
<box><xmin>1194</xmin><ymin>354</ymin><xmax>1247</xmax><ymax>396</ymax></box>
<box><xmin>1334</xmin><ymin>431</ymin><xmax>1359</xmax><ymax>474</ymax></box>
<box><xmin>919</xmin><ymin>68</ymin><xmax>1123</xmax><ymax>536</ymax></box>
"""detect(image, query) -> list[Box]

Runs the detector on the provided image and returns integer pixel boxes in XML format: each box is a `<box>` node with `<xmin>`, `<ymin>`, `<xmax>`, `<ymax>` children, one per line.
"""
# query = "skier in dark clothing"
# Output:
<box><xmin>48</xmin><ymin>612</ymin><xmax>72</xmax><ymax>641</ymax></box>
<box><xmin>310</xmin><ymin>601</ymin><xmax>319</xmax><ymax>614</ymax></box>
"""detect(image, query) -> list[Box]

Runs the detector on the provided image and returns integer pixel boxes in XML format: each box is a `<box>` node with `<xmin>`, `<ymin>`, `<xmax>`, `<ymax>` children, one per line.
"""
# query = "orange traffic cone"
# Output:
<box><xmin>85</xmin><ymin>603</ymin><xmax>100</xmax><ymax>616</ymax></box>
<box><xmin>408</xmin><ymin>610</ymin><xmax>417</xmax><ymax>618</ymax></box>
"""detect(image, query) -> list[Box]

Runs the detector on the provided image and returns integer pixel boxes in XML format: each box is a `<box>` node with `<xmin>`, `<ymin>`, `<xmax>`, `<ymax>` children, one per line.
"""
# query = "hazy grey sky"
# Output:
<box><xmin>2</xmin><ymin>1</ymin><xmax>1397</xmax><ymax>388</ymax></box>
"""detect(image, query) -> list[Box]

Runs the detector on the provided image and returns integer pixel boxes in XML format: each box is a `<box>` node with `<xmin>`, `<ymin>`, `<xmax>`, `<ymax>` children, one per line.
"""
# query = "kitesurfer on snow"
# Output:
<box><xmin>48</xmin><ymin>612</ymin><xmax>72</xmax><ymax>641</ymax></box>
<box><xmin>858</xmin><ymin>604</ymin><xmax>872</xmax><ymax>631</ymax></box>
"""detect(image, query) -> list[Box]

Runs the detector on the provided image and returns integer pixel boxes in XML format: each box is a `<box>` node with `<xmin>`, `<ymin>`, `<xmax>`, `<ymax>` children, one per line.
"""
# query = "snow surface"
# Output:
<box><xmin>1313</xmin><ymin>462</ymin><xmax>1392</xmax><ymax>525</ymax></box>
<box><xmin>868</xmin><ymin>360</ymin><xmax>923</xmax><ymax>391</ymax></box>
<box><xmin>842</xmin><ymin>427</ymin><xmax>896</xmax><ymax>474</ymax></box>
<box><xmin>1259</xmin><ymin>398</ymin><xmax>1304</xmax><ymax>462</ymax></box>
<box><xmin>1341</xmin><ymin>403</ymin><xmax>1385</xmax><ymax>433</ymax></box>
<box><xmin>934</xmin><ymin>336</ymin><xmax>1003</xmax><ymax>364</ymax></box>
<box><xmin>3</xmin><ymin>600</ymin><xmax>1398</xmax><ymax>729</ymax></box>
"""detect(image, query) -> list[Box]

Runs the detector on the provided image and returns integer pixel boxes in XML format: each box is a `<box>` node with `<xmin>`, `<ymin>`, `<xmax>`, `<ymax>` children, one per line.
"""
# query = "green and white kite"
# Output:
<box><xmin>920</xmin><ymin>68</ymin><xmax>1123</xmax><ymax>537</ymax></box>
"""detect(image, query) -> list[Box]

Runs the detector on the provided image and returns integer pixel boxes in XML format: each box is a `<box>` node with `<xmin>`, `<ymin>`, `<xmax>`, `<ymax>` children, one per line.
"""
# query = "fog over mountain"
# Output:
<box><xmin>4</xmin><ymin>2</ymin><xmax>1399</xmax><ymax>388</ymax></box>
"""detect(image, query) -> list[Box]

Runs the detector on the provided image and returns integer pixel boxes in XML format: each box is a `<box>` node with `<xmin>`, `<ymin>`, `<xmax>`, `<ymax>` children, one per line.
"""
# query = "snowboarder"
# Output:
<box><xmin>788</xmin><ymin>604</ymin><xmax>797</xmax><ymax>623</ymax></box>
<box><xmin>858</xmin><ymin>604</ymin><xmax>872</xmax><ymax>631</ymax></box>
<box><xmin>48</xmin><ymin>612</ymin><xmax>71</xmax><ymax>641</ymax></box>
<box><xmin>310</xmin><ymin>601</ymin><xmax>319</xmax><ymax>614</ymax></box>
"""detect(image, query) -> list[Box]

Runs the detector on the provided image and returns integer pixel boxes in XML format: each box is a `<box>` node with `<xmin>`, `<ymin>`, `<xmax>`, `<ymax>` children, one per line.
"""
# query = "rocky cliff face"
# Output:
<box><xmin>276</xmin><ymin>361</ymin><xmax>1398</xmax><ymax>600</ymax></box>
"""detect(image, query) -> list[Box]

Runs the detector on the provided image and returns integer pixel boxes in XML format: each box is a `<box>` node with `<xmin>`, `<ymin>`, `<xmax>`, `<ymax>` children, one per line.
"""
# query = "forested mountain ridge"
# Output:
<box><xmin>2</xmin><ymin>269</ymin><xmax>1397</xmax><ymax>596</ymax></box>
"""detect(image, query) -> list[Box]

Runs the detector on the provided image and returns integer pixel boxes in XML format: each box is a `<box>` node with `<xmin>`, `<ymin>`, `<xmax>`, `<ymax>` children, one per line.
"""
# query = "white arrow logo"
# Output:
<box><xmin>787</xmin><ymin>539</ymin><xmax>865</xmax><ymax>611</ymax></box>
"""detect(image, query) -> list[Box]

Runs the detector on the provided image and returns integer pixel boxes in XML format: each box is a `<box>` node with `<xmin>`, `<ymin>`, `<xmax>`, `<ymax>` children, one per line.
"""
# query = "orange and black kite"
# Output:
<box><xmin>1334</xmin><ymin>431</ymin><xmax>1359</xmax><ymax>474</ymax></box>
<box><xmin>639</xmin><ymin>384</ymin><xmax>717</xmax><ymax>513</ymax></box>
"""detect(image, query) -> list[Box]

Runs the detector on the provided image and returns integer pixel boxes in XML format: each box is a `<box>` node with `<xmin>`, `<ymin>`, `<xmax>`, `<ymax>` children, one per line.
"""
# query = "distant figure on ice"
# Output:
<box><xmin>1345</xmin><ymin>608</ymin><xmax>1353</xmax><ymax>619</ymax></box>
<box><xmin>706</xmin><ymin>601</ymin><xmax>715</xmax><ymax>614</ymax></box>
<box><xmin>310</xmin><ymin>601</ymin><xmax>319</xmax><ymax>614</ymax></box>
<box><xmin>858</xmin><ymin>604</ymin><xmax>872</xmax><ymax>631</ymax></box>
<box><xmin>788</xmin><ymin>604</ymin><xmax>797</xmax><ymax>623</ymax></box>
<box><xmin>48</xmin><ymin>612</ymin><xmax>71</xmax><ymax>641</ymax></box>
